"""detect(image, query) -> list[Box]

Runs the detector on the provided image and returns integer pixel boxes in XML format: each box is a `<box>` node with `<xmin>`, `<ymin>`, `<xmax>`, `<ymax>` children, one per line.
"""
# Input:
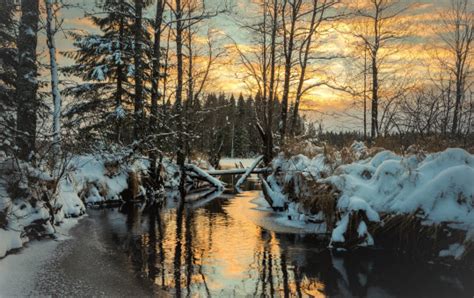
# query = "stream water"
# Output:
<box><xmin>31</xmin><ymin>180</ymin><xmax>474</xmax><ymax>297</ymax></box>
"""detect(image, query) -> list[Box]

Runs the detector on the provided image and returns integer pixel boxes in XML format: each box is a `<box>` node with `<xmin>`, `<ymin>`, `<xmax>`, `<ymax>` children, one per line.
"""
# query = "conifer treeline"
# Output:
<box><xmin>186</xmin><ymin>94</ymin><xmax>302</xmax><ymax>157</ymax></box>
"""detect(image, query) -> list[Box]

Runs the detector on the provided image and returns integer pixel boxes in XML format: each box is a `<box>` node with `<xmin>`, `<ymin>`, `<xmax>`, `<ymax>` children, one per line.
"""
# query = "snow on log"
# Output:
<box><xmin>235</xmin><ymin>155</ymin><xmax>264</xmax><ymax>193</ymax></box>
<box><xmin>259</xmin><ymin>174</ymin><xmax>286</xmax><ymax>211</ymax></box>
<box><xmin>206</xmin><ymin>167</ymin><xmax>271</xmax><ymax>176</ymax></box>
<box><xmin>185</xmin><ymin>164</ymin><xmax>224</xmax><ymax>191</ymax></box>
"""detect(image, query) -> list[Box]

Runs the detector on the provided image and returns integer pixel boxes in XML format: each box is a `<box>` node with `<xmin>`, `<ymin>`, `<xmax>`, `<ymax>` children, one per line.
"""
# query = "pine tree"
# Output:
<box><xmin>0</xmin><ymin>0</ymin><xmax>17</xmax><ymax>156</ymax></box>
<box><xmin>63</xmin><ymin>0</ymin><xmax>151</xmax><ymax>144</ymax></box>
<box><xmin>234</xmin><ymin>94</ymin><xmax>250</xmax><ymax>157</ymax></box>
<box><xmin>245</xmin><ymin>95</ymin><xmax>261</xmax><ymax>156</ymax></box>
<box><xmin>16</xmin><ymin>0</ymin><xmax>40</xmax><ymax>160</ymax></box>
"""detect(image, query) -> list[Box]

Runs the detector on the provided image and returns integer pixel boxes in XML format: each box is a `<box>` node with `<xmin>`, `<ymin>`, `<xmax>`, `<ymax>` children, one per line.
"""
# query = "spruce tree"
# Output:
<box><xmin>63</xmin><ymin>0</ymin><xmax>151</xmax><ymax>144</ymax></box>
<box><xmin>0</xmin><ymin>0</ymin><xmax>17</xmax><ymax>156</ymax></box>
<box><xmin>16</xmin><ymin>0</ymin><xmax>40</xmax><ymax>160</ymax></box>
<box><xmin>234</xmin><ymin>94</ymin><xmax>250</xmax><ymax>157</ymax></box>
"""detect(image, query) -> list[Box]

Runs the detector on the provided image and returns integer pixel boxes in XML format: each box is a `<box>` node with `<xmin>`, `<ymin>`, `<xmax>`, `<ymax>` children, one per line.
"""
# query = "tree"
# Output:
<box><xmin>234</xmin><ymin>94</ymin><xmax>250</xmax><ymax>156</ymax></box>
<box><xmin>352</xmin><ymin>0</ymin><xmax>410</xmax><ymax>138</ymax></box>
<box><xmin>438</xmin><ymin>0</ymin><xmax>474</xmax><ymax>134</ymax></box>
<box><xmin>63</xmin><ymin>0</ymin><xmax>146</xmax><ymax>144</ymax></box>
<box><xmin>171</xmin><ymin>0</ymin><xmax>187</xmax><ymax>197</ymax></box>
<box><xmin>133</xmin><ymin>0</ymin><xmax>144</xmax><ymax>140</ymax></box>
<box><xmin>290</xmin><ymin>0</ymin><xmax>339</xmax><ymax>136</ymax></box>
<box><xmin>150</xmin><ymin>0</ymin><xmax>165</xmax><ymax>132</ymax></box>
<box><xmin>0</xmin><ymin>0</ymin><xmax>17</xmax><ymax>156</ymax></box>
<box><xmin>45</xmin><ymin>0</ymin><xmax>62</xmax><ymax>153</ymax></box>
<box><xmin>280</xmin><ymin>0</ymin><xmax>302</xmax><ymax>145</ymax></box>
<box><xmin>16</xmin><ymin>0</ymin><xmax>40</xmax><ymax>160</ymax></box>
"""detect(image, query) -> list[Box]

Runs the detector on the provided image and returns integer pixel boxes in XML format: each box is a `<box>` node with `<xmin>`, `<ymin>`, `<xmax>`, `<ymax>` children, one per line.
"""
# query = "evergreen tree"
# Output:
<box><xmin>63</xmin><ymin>0</ymin><xmax>152</xmax><ymax>144</ymax></box>
<box><xmin>16</xmin><ymin>0</ymin><xmax>40</xmax><ymax>160</ymax></box>
<box><xmin>245</xmin><ymin>95</ymin><xmax>261</xmax><ymax>156</ymax></box>
<box><xmin>0</xmin><ymin>0</ymin><xmax>17</xmax><ymax>156</ymax></box>
<box><xmin>234</xmin><ymin>94</ymin><xmax>250</xmax><ymax>157</ymax></box>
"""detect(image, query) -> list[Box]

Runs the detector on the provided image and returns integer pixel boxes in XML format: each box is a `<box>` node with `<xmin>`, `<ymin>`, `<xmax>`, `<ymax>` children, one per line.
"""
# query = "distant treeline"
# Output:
<box><xmin>154</xmin><ymin>92</ymin><xmax>306</xmax><ymax>158</ymax></box>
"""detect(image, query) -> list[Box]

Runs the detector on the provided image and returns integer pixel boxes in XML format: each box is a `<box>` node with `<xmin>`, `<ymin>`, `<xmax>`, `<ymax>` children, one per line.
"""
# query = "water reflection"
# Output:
<box><xmin>96</xmin><ymin>192</ymin><xmax>473</xmax><ymax>297</ymax></box>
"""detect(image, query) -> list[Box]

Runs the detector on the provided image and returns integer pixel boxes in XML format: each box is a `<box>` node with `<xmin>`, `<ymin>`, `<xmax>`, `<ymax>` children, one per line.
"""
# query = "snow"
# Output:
<box><xmin>220</xmin><ymin>158</ymin><xmax>258</xmax><ymax>168</ymax></box>
<box><xmin>269</xmin><ymin>145</ymin><xmax>474</xmax><ymax>252</ymax></box>
<box><xmin>331</xmin><ymin>214</ymin><xmax>349</xmax><ymax>244</ymax></box>
<box><xmin>337</xmin><ymin>196</ymin><xmax>380</xmax><ymax>222</ymax></box>
<box><xmin>439</xmin><ymin>243</ymin><xmax>465</xmax><ymax>260</ymax></box>
<box><xmin>0</xmin><ymin>239</ymin><xmax>58</xmax><ymax>297</ymax></box>
<box><xmin>324</xmin><ymin>148</ymin><xmax>474</xmax><ymax>231</ymax></box>
<box><xmin>91</xmin><ymin>65</ymin><xmax>107</xmax><ymax>81</ymax></box>
<box><xmin>0</xmin><ymin>218</ymin><xmax>80</xmax><ymax>296</ymax></box>
<box><xmin>69</xmin><ymin>154</ymin><xmax>134</xmax><ymax>203</ymax></box>
<box><xmin>235</xmin><ymin>155</ymin><xmax>264</xmax><ymax>192</ymax></box>
<box><xmin>0</xmin><ymin>152</ymin><xmax>150</xmax><ymax>257</ymax></box>
<box><xmin>265</xmin><ymin>174</ymin><xmax>287</xmax><ymax>208</ymax></box>
<box><xmin>0</xmin><ymin>230</ymin><xmax>24</xmax><ymax>259</ymax></box>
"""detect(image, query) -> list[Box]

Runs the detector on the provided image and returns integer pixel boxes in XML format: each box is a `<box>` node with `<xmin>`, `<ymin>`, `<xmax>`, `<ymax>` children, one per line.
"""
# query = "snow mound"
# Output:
<box><xmin>0</xmin><ymin>230</ymin><xmax>24</xmax><ymax>258</ymax></box>
<box><xmin>324</xmin><ymin>148</ymin><xmax>474</xmax><ymax>231</ymax></box>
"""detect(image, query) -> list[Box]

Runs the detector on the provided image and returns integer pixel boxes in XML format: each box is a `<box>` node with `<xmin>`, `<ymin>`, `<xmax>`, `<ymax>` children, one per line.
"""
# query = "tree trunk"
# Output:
<box><xmin>151</xmin><ymin>0</ymin><xmax>164</xmax><ymax>132</ymax></box>
<box><xmin>175</xmin><ymin>0</ymin><xmax>187</xmax><ymax>199</ymax></box>
<box><xmin>45</xmin><ymin>0</ymin><xmax>61</xmax><ymax>154</ymax></box>
<box><xmin>280</xmin><ymin>1</ymin><xmax>299</xmax><ymax>145</ymax></box>
<box><xmin>363</xmin><ymin>46</ymin><xmax>368</xmax><ymax>140</ymax></box>
<box><xmin>452</xmin><ymin>72</ymin><xmax>462</xmax><ymax>135</ymax></box>
<box><xmin>371</xmin><ymin>54</ymin><xmax>378</xmax><ymax>139</ymax></box>
<box><xmin>265</xmin><ymin>0</ymin><xmax>278</xmax><ymax>164</ymax></box>
<box><xmin>116</xmin><ymin>0</ymin><xmax>125</xmax><ymax>142</ymax></box>
<box><xmin>291</xmin><ymin>0</ymin><xmax>320</xmax><ymax>136</ymax></box>
<box><xmin>149</xmin><ymin>0</ymin><xmax>164</xmax><ymax>178</ymax></box>
<box><xmin>133</xmin><ymin>0</ymin><xmax>144</xmax><ymax>140</ymax></box>
<box><xmin>16</xmin><ymin>0</ymin><xmax>40</xmax><ymax>161</ymax></box>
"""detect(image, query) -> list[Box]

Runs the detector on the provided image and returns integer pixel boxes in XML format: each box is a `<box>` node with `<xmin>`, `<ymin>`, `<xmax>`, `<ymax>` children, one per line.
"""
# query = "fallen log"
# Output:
<box><xmin>235</xmin><ymin>155</ymin><xmax>264</xmax><ymax>193</ymax></box>
<box><xmin>185</xmin><ymin>164</ymin><xmax>225</xmax><ymax>191</ymax></box>
<box><xmin>207</xmin><ymin>167</ymin><xmax>271</xmax><ymax>176</ymax></box>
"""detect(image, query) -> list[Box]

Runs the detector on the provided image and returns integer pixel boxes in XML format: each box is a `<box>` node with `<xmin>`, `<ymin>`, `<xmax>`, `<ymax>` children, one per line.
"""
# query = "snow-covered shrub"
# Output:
<box><xmin>270</xmin><ymin>143</ymin><xmax>474</xmax><ymax>262</ymax></box>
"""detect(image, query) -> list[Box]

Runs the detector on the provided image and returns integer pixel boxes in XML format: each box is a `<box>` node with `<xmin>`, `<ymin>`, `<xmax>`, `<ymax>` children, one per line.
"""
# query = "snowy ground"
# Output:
<box><xmin>0</xmin><ymin>219</ymin><xmax>79</xmax><ymax>297</ymax></box>
<box><xmin>220</xmin><ymin>158</ymin><xmax>258</xmax><ymax>169</ymax></box>
<box><xmin>0</xmin><ymin>213</ymin><xmax>158</xmax><ymax>297</ymax></box>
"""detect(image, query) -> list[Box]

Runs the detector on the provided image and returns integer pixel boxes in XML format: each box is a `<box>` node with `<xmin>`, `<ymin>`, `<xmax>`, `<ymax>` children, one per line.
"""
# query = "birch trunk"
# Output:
<box><xmin>45</xmin><ymin>0</ymin><xmax>61</xmax><ymax>153</ymax></box>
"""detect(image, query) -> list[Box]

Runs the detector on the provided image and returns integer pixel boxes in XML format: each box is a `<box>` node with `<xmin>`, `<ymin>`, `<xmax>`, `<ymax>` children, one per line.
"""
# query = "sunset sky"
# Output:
<box><xmin>39</xmin><ymin>0</ymin><xmax>463</xmax><ymax>130</ymax></box>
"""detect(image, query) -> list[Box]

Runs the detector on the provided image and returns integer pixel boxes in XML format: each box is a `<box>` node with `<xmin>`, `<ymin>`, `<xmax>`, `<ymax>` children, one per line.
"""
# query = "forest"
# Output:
<box><xmin>0</xmin><ymin>0</ymin><xmax>473</xmax><ymax>296</ymax></box>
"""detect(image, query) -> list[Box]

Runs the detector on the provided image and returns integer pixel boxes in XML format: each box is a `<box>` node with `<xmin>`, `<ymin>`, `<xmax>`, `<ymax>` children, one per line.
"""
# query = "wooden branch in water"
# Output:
<box><xmin>185</xmin><ymin>164</ymin><xmax>224</xmax><ymax>191</ymax></box>
<box><xmin>235</xmin><ymin>155</ymin><xmax>264</xmax><ymax>193</ymax></box>
<box><xmin>259</xmin><ymin>174</ymin><xmax>275</xmax><ymax>209</ymax></box>
<box><xmin>207</xmin><ymin>167</ymin><xmax>271</xmax><ymax>176</ymax></box>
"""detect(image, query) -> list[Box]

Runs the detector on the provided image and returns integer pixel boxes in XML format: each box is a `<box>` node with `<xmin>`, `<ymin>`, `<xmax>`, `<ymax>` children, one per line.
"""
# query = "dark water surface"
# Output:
<box><xmin>55</xmin><ymin>189</ymin><xmax>473</xmax><ymax>298</ymax></box>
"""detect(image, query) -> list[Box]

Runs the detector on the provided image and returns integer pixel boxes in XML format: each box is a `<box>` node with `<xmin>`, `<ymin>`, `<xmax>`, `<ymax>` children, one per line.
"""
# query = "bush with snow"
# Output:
<box><xmin>270</xmin><ymin>143</ymin><xmax>474</xmax><ymax>260</ymax></box>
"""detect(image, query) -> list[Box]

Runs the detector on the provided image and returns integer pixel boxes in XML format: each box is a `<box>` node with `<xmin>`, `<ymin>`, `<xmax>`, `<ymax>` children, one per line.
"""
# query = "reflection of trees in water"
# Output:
<box><xmin>173</xmin><ymin>202</ymin><xmax>184</xmax><ymax>297</ymax></box>
<box><xmin>113</xmin><ymin>200</ymin><xmax>474</xmax><ymax>297</ymax></box>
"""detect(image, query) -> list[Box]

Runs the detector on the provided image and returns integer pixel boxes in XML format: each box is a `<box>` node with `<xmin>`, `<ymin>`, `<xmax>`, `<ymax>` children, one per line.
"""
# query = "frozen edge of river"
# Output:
<box><xmin>0</xmin><ymin>218</ymin><xmax>81</xmax><ymax>297</ymax></box>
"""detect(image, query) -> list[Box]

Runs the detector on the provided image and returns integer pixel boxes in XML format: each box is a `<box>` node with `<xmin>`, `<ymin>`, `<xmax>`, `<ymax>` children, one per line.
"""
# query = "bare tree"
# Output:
<box><xmin>352</xmin><ymin>0</ymin><xmax>410</xmax><ymax>138</ymax></box>
<box><xmin>280</xmin><ymin>0</ymin><xmax>302</xmax><ymax>145</ymax></box>
<box><xmin>289</xmin><ymin>0</ymin><xmax>339</xmax><ymax>136</ymax></box>
<box><xmin>438</xmin><ymin>0</ymin><xmax>474</xmax><ymax>134</ymax></box>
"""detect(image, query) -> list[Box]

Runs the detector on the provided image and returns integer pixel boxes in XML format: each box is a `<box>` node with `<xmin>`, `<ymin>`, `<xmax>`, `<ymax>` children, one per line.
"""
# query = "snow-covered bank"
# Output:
<box><xmin>0</xmin><ymin>151</ymin><xmax>150</xmax><ymax>258</ymax></box>
<box><xmin>0</xmin><ymin>218</ymin><xmax>79</xmax><ymax>297</ymax></box>
<box><xmin>263</xmin><ymin>143</ymin><xmax>474</xmax><ymax>263</ymax></box>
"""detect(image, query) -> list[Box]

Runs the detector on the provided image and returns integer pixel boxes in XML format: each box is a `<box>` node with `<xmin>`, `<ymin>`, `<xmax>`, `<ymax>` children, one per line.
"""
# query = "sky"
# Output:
<box><xmin>38</xmin><ymin>0</ymin><xmax>463</xmax><ymax>131</ymax></box>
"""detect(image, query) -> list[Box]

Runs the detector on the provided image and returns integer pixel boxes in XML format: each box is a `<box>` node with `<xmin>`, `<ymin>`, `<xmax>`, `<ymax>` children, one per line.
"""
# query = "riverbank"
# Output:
<box><xmin>2</xmin><ymin>191</ymin><xmax>472</xmax><ymax>297</ymax></box>
<box><xmin>261</xmin><ymin>143</ymin><xmax>474</xmax><ymax>266</ymax></box>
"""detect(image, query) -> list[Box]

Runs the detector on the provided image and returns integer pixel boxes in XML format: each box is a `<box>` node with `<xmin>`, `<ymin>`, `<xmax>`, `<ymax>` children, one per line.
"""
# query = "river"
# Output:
<box><xmin>27</xmin><ymin>182</ymin><xmax>473</xmax><ymax>297</ymax></box>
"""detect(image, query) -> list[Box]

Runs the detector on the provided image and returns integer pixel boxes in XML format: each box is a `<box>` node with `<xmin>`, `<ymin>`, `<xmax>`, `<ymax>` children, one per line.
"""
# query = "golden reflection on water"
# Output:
<box><xmin>107</xmin><ymin>190</ymin><xmax>473</xmax><ymax>297</ymax></box>
<box><xmin>122</xmin><ymin>191</ymin><xmax>326</xmax><ymax>297</ymax></box>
